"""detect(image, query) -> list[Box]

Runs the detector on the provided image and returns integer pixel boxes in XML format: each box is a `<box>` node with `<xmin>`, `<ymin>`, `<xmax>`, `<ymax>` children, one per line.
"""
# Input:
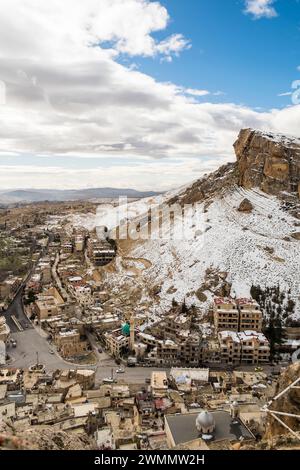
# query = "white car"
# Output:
<box><xmin>116</xmin><ymin>368</ymin><xmax>125</xmax><ymax>374</ymax></box>
<box><xmin>103</xmin><ymin>377</ymin><xmax>115</xmax><ymax>384</ymax></box>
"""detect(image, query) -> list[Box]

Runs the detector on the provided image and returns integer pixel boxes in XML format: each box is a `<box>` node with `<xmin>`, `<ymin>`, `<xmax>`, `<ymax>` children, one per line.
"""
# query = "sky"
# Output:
<box><xmin>0</xmin><ymin>0</ymin><xmax>300</xmax><ymax>191</ymax></box>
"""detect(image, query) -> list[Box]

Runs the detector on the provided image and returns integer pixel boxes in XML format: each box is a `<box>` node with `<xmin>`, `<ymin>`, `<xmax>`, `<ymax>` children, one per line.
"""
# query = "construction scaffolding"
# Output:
<box><xmin>262</xmin><ymin>376</ymin><xmax>300</xmax><ymax>441</ymax></box>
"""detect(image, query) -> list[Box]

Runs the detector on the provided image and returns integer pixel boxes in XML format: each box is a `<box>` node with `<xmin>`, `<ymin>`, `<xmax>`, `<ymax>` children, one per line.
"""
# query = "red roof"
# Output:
<box><xmin>214</xmin><ymin>297</ymin><xmax>235</xmax><ymax>305</ymax></box>
<box><xmin>236</xmin><ymin>298</ymin><xmax>255</xmax><ymax>305</ymax></box>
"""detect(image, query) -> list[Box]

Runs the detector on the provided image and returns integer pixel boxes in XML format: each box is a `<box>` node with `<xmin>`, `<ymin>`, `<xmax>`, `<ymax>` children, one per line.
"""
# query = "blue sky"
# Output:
<box><xmin>0</xmin><ymin>0</ymin><xmax>300</xmax><ymax>191</ymax></box>
<box><xmin>128</xmin><ymin>0</ymin><xmax>300</xmax><ymax>109</ymax></box>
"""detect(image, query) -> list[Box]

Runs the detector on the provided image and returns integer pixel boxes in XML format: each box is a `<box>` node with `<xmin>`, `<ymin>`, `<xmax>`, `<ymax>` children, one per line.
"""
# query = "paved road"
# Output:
<box><xmin>3</xmin><ymin>289</ymin><xmax>32</xmax><ymax>332</ymax></box>
<box><xmin>8</xmin><ymin>328</ymin><xmax>68</xmax><ymax>369</ymax></box>
<box><xmin>4</xmin><ymin>320</ymin><xmax>168</xmax><ymax>384</ymax></box>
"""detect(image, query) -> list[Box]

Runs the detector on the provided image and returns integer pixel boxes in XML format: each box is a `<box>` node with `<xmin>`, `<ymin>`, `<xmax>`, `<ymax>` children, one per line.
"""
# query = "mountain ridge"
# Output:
<box><xmin>0</xmin><ymin>187</ymin><xmax>162</xmax><ymax>204</ymax></box>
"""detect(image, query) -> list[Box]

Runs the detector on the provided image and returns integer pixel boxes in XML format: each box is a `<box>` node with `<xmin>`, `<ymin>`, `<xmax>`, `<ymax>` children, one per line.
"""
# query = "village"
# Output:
<box><xmin>0</xmin><ymin>202</ymin><xmax>299</xmax><ymax>450</ymax></box>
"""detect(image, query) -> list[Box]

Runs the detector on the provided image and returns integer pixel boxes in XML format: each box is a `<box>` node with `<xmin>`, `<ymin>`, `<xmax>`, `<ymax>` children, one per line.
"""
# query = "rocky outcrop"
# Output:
<box><xmin>238</xmin><ymin>198</ymin><xmax>253</xmax><ymax>213</ymax></box>
<box><xmin>0</xmin><ymin>422</ymin><xmax>97</xmax><ymax>450</ymax></box>
<box><xmin>264</xmin><ymin>363</ymin><xmax>300</xmax><ymax>441</ymax></box>
<box><xmin>234</xmin><ymin>129</ymin><xmax>300</xmax><ymax>198</ymax></box>
<box><xmin>168</xmin><ymin>162</ymin><xmax>238</xmax><ymax>206</ymax></box>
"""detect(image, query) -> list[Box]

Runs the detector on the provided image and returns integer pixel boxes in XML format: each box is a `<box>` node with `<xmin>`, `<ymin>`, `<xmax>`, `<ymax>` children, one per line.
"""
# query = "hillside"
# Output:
<box><xmin>73</xmin><ymin>129</ymin><xmax>300</xmax><ymax>320</ymax></box>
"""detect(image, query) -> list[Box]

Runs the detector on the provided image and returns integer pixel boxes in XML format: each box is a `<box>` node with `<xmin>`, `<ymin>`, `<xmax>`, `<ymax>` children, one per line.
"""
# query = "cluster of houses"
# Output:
<box><xmin>100</xmin><ymin>298</ymin><xmax>271</xmax><ymax>367</ymax></box>
<box><xmin>0</xmin><ymin>366</ymin><xmax>279</xmax><ymax>450</ymax></box>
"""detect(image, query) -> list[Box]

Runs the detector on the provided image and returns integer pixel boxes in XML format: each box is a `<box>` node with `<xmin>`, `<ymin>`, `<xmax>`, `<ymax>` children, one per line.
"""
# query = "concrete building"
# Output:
<box><xmin>151</xmin><ymin>372</ymin><xmax>168</xmax><ymax>398</ymax></box>
<box><xmin>55</xmin><ymin>328</ymin><xmax>88</xmax><ymax>358</ymax></box>
<box><xmin>236</xmin><ymin>298</ymin><xmax>263</xmax><ymax>332</ymax></box>
<box><xmin>214</xmin><ymin>297</ymin><xmax>263</xmax><ymax>333</ymax></box>
<box><xmin>104</xmin><ymin>329</ymin><xmax>129</xmax><ymax>358</ymax></box>
<box><xmin>74</xmin><ymin>234</ymin><xmax>85</xmax><ymax>252</ymax></box>
<box><xmin>164</xmin><ymin>312</ymin><xmax>191</xmax><ymax>340</ymax></box>
<box><xmin>214</xmin><ymin>298</ymin><xmax>239</xmax><ymax>331</ymax></box>
<box><xmin>218</xmin><ymin>330</ymin><xmax>270</xmax><ymax>365</ymax></box>
<box><xmin>0</xmin><ymin>316</ymin><xmax>10</xmax><ymax>342</ymax></box>
<box><xmin>33</xmin><ymin>287</ymin><xmax>65</xmax><ymax>321</ymax></box>
<box><xmin>0</xmin><ymin>276</ymin><xmax>22</xmax><ymax>300</ymax></box>
<box><xmin>87</xmin><ymin>238</ymin><xmax>116</xmax><ymax>267</ymax></box>
<box><xmin>0</xmin><ymin>340</ymin><xmax>6</xmax><ymax>366</ymax></box>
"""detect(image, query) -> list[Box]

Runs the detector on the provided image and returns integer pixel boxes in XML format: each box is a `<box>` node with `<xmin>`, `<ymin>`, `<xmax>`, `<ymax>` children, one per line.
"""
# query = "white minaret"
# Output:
<box><xmin>230</xmin><ymin>401</ymin><xmax>240</xmax><ymax>421</ymax></box>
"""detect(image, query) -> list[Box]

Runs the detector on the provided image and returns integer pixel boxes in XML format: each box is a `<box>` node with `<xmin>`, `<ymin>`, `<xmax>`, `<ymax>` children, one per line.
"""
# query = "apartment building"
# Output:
<box><xmin>55</xmin><ymin>328</ymin><xmax>88</xmax><ymax>358</ymax></box>
<box><xmin>0</xmin><ymin>276</ymin><xmax>22</xmax><ymax>301</ymax></box>
<box><xmin>164</xmin><ymin>313</ymin><xmax>191</xmax><ymax>340</ymax></box>
<box><xmin>178</xmin><ymin>334</ymin><xmax>203</xmax><ymax>366</ymax></box>
<box><xmin>151</xmin><ymin>371</ymin><xmax>168</xmax><ymax>398</ymax></box>
<box><xmin>33</xmin><ymin>287</ymin><xmax>65</xmax><ymax>321</ymax></box>
<box><xmin>214</xmin><ymin>297</ymin><xmax>263</xmax><ymax>333</ymax></box>
<box><xmin>87</xmin><ymin>238</ymin><xmax>116</xmax><ymax>267</ymax></box>
<box><xmin>218</xmin><ymin>330</ymin><xmax>270</xmax><ymax>365</ymax></box>
<box><xmin>236</xmin><ymin>298</ymin><xmax>263</xmax><ymax>332</ymax></box>
<box><xmin>214</xmin><ymin>298</ymin><xmax>239</xmax><ymax>331</ymax></box>
<box><xmin>74</xmin><ymin>234</ymin><xmax>85</xmax><ymax>252</ymax></box>
<box><xmin>104</xmin><ymin>329</ymin><xmax>130</xmax><ymax>358</ymax></box>
<box><xmin>156</xmin><ymin>340</ymin><xmax>180</xmax><ymax>366</ymax></box>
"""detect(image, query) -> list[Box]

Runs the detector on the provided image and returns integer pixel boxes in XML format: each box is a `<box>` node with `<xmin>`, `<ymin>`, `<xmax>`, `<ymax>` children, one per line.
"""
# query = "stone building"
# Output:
<box><xmin>55</xmin><ymin>328</ymin><xmax>88</xmax><ymax>358</ymax></box>
<box><xmin>0</xmin><ymin>316</ymin><xmax>10</xmax><ymax>343</ymax></box>
<box><xmin>104</xmin><ymin>329</ymin><xmax>129</xmax><ymax>358</ymax></box>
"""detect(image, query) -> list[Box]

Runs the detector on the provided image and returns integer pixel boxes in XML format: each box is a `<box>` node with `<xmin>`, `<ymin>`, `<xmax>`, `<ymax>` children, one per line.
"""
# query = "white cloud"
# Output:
<box><xmin>185</xmin><ymin>88</ymin><xmax>210</xmax><ymax>97</ymax></box>
<box><xmin>277</xmin><ymin>91</ymin><xmax>292</xmax><ymax>97</ymax></box>
<box><xmin>244</xmin><ymin>0</ymin><xmax>278</xmax><ymax>19</ymax></box>
<box><xmin>156</xmin><ymin>34</ymin><xmax>191</xmax><ymax>61</ymax></box>
<box><xmin>0</xmin><ymin>0</ymin><xmax>299</xmax><ymax>191</ymax></box>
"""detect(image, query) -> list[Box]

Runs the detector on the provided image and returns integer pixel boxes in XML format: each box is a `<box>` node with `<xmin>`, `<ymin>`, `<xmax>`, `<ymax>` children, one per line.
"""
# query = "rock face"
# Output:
<box><xmin>234</xmin><ymin>128</ymin><xmax>300</xmax><ymax>198</ymax></box>
<box><xmin>238</xmin><ymin>198</ymin><xmax>253</xmax><ymax>213</ymax></box>
<box><xmin>264</xmin><ymin>363</ymin><xmax>300</xmax><ymax>442</ymax></box>
<box><xmin>0</xmin><ymin>423</ymin><xmax>97</xmax><ymax>450</ymax></box>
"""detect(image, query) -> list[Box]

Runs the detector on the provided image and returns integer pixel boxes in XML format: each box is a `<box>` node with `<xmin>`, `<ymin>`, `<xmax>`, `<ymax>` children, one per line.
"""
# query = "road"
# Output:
<box><xmin>1</xmin><ymin>277</ymin><xmax>167</xmax><ymax>384</ymax></box>
<box><xmin>2</xmin><ymin>288</ymin><xmax>278</xmax><ymax>385</ymax></box>
<box><xmin>3</xmin><ymin>289</ymin><xmax>32</xmax><ymax>332</ymax></box>
<box><xmin>4</xmin><ymin>303</ymin><xmax>168</xmax><ymax>384</ymax></box>
<box><xmin>7</xmin><ymin>327</ymin><xmax>168</xmax><ymax>383</ymax></box>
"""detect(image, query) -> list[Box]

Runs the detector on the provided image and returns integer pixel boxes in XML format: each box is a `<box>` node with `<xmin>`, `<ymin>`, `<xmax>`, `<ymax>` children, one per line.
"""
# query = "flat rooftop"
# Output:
<box><xmin>165</xmin><ymin>411</ymin><xmax>254</xmax><ymax>446</ymax></box>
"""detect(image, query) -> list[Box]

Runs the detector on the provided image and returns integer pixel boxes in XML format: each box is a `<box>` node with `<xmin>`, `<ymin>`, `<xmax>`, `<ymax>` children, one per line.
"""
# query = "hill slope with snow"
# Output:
<box><xmin>130</xmin><ymin>185</ymin><xmax>300</xmax><ymax>316</ymax></box>
<box><xmin>71</xmin><ymin>129</ymin><xmax>300</xmax><ymax>320</ymax></box>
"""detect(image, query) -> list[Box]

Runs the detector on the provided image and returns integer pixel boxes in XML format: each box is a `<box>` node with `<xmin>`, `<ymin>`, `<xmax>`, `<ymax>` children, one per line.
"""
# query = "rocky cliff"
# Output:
<box><xmin>264</xmin><ymin>363</ymin><xmax>300</xmax><ymax>442</ymax></box>
<box><xmin>234</xmin><ymin>128</ymin><xmax>300</xmax><ymax>198</ymax></box>
<box><xmin>0</xmin><ymin>422</ymin><xmax>97</xmax><ymax>450</ymax></box>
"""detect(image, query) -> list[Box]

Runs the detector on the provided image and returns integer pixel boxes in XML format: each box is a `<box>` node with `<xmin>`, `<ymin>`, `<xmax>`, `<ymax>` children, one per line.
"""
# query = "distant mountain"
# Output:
<box><xmin>0</xmin><ymin>187</ymin><xmax>162</xmax><ymax>204</ymax></box>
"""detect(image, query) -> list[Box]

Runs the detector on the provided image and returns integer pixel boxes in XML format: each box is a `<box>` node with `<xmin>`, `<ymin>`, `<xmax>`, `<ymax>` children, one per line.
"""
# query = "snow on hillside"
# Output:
<box><xmin>70</xmin><ymin>183</ymin><xmax>300</xmax><ymax>319</ymax></box>
<box><xmin>129</xmin><ymin>186</ymin><xmax>300</xmax><ymax>316</ymax></box>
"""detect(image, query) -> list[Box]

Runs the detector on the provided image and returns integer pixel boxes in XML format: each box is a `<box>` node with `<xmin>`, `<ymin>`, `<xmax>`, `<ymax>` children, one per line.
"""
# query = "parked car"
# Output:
<box><xmin>103</xmin><ymin>377</ymin><xmax>116</xmax><ymax>384</ymax></box>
